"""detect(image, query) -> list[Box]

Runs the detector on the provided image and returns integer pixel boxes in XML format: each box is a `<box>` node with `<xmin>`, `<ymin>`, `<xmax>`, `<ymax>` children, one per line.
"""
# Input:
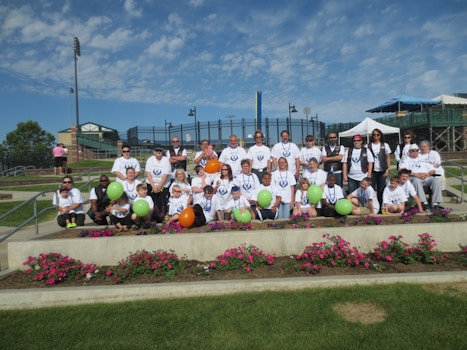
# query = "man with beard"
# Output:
<box><xmin>321</xmin><ymin>132</ymin><xmax>345</xmax><ymax>188</ymax></box>
<box><xmin>87</xmin><ymin>174</ymin><xmax>111</xmax><ymax>225</ymax></box>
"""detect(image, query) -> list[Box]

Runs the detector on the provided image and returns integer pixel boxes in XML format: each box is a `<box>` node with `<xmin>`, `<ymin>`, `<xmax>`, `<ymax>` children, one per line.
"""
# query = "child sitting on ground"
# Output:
<box><xmin>347</xmin><ymin>177</ymin><xmax>380</xmax><ymax>215</ymax></box>
<box><xmin>167</xmin><ymin>184</ymin><xmax>188</xmax><ymax>224</ymax></box>
<box><xmin>321</xmin><ymin>174</ymin><xmax>345</xmax><ymax>217</ymax></box>
<box><xmin>225</xmin><ymin>185</ymin><xmax>251</xmax><ymax>222</ymax></box>
<box><xmin>192</xmin><ymin>185</ymin><xmax>221</xmax><ymax>226</ymax></box>
<box><xmin>293</xmin><ymin>177</ymin><xmax>318</xmax><ymax>218</ymax></box>
<box><xmin>131</xmin><ymin>183</ymin><xmax>155</xmax><ymax>229</ymax></box>
<box><xmin>255</xmin><ymin>173</ymin><xmax>281</xmax><ymax>221</ymax></box>
<box><xmin>382</xmin><ymin>175</ymin><xmax>407</xmax><ymax>214</ymax></box>
<box><xmin>109</xmin><ymin>192</ymin><xmax>132</xmax><ymax>231</ymax></box>
<box><xmin>57</xmin><ymin>185</ymin><xmax>76</xmax><ymax>228</ymax></box>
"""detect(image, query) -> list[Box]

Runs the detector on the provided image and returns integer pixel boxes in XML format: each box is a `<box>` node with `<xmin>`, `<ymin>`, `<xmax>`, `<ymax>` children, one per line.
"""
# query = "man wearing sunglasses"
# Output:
<box><xmin>321</xmin><ymin>132</ymin><xmax>345</xmax><ymax>188</ymax></box>
<box><xmin>167</xmin><ymin>137</ymin><xmax>188</xmax><ymax>177</ymax></box>
<box><xmin>87</xmin><ymin>175</ymin><xmax>111</xmax><ymax>225</ymax></box>
<box><xmin>111</xmin><ymin>145</ymin><xmax>141</xmax><ymax>183</ymax></box>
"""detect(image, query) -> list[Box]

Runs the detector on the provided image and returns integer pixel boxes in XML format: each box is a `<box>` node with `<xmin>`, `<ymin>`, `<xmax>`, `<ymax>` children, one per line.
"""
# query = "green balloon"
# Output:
<box><xmin>133</xmin><ymin>199</ymin><xmax>150</xmax><ymax>217</ymax></box>
<box><xmin>335</xmin><ymin>199</ymin><xmax>353</xmax><ymax>215</ymax></box>
<box><xmin>307</xmin><ymin>184</ymin><xmax>323</xmax><ymax>204</ymax></box>
<box><xmin>257</xmin><ymin>189</ymin><xmax>272</xmax><ymax>208</ymax></box>
<box><xmin>107</xmin><ymin>181</ymin><xmax>124</xmax><ymax>201</ymax></box>
<box><xmin>233</xmin><ymin>208</ymin><xmax>252</xmax><ymax>223</ymax></box>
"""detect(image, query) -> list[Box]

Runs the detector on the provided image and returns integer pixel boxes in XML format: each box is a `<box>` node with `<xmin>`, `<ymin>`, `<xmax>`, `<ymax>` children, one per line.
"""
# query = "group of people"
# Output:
<box><xmin>52</xmin><ymin>143</ymin><xmax>69</xmax><ymax>175</ymax></box>
<box><xmin>53</xmin><ymin>128</ymin><xmax>445</xmax><ymax>229</ymax></box>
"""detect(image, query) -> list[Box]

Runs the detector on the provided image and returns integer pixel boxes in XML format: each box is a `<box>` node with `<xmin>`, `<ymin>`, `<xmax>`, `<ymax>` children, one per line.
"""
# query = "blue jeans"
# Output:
<box><xmin>278</xmin><ymin>203</ymin><xmax>291</xmax><ymax>219</ymax></box>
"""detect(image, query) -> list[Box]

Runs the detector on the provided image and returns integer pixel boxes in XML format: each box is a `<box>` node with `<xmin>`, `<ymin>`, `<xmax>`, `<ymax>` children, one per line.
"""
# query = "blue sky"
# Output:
<box><xmin>1</xmin><ymin>0</ymin><xmax>466</xmax><ymax>143</ymax></box>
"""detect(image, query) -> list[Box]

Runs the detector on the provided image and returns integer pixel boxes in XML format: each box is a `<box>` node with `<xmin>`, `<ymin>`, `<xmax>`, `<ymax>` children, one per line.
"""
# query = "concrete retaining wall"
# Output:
<box><xmin>8</xmin><ymin>222</ymin><xmax>467</xmax><ymax>270</ymax></box>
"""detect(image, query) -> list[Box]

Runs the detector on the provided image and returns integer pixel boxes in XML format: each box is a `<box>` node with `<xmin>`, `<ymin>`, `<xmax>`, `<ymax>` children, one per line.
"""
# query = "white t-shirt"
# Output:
<box><xmin>322</xmin><ymin>184</ymin><xmax>345</xmax><ymax>204</ymax></box>
<box><xmin>200</xmin><ymin>195</ymin><xmax>221</xmax><ymax>223</ymax></box>
<box><xmin>419</xmin><ymin>150</ymin><xmax>444</xmax><ymax>176</ymax></box>
<box><xmin>295</xmin><ymin>189</ymin><xmax>312</xmax><ymax>210</ymax></box>
<box><xmin>248</xmin><ymin>144</ymin><xmax>271</xmax><ymax>170</ymax></box>
<box><xmin>213</xmin><ymin>176</ymin><xmax>235</xmax><ymax>207</ymax></box>
<box><xmin>226</xmin><ymin>195</ymin><xmax>251</xmax><ymax>211</ymax></box>
<box><xmin>369</xmin><ymin>142</ymin><xmax>392</xmax><ymax>172</ymax></box>
<box><xmin>383</xmin><ymin>186</ymin><xmax>407</xmax><ymax>205</ymax></box>
<box><xmin>219</xmin><ymin>146</ymin><xmax>249</xmax><ymax>176</ymax></box>
<box><xmin>111</xmin><ymin>156</ymin><xmax>141</xmax><ymax>183</ymax></box>
<box><xmin>234</xmin><ymin>172</ymin><xmax>261</xmax><ymax>201</ymax></box>
<box><xmin>399</xmin><ymin>156</ymin><xmax>435</xmax><ymax>174</ymax></box>
<box><xmin>271</xmin><ymin>142</ymin><xmax>301</xmax><ymax>174</ymax></box>
<box><xmin>302</xmin><ymin>169</ymin><xmax>327</xmax><ymax>186</ymax></box>
<box><xmin>144</xmin><ymin>156</ymin><xmax>172</xmax><ymax>188</ymax></box>
<box><xmin>271</xmin><ymin>170</ymin><xmax>296</xmax><ymax>203</ymax></box>
<box><xmin>257</xmin><ymin>184</ymin><xmax>281</xmax><ymax>209</ymax></box>
<box><xmin>111</xmin><ymin>203</ymin><xmax>130</xmax><ymax>218</ymax></box>
<box><xmin>133</xmin><ymin>196</ymin><xmax>154</xmax><ymax>210</ymax></box>
<box><xmin>53</xmin><ymin>188</ymin><xmax>84</xmax><ymax>214</ymax></box>
<box><xmin>300</xmin><ymin>146</ymin><xmax>322</xmax><ymax>165</ymax></box>
<box><xmin>168</xmin><ymin>196</ymin><xmax>188</xmax><ymax>216</ymax></box>
<box><xmin>350</xmin><ymin>186</ymin><xmax>380</xmax><ymax>214</ymax></box>
<box><xmin>121</xmin><ymin>179</ymin><xmax>142</xmax><ymax>204</ymax></box>
<box><xmin>57</xmin><ymin>196</ymin><xmax>74</xmax><ymax>216</ymax></box>
<box><xmin>400</xmin><ymin>181</ymin><xmax>417</xmax><ymax>197</ymax></box>
<box><xmin>343</xmin><ymin>147</ymin><xmax>375</xmax><ymax>181</ymax></box>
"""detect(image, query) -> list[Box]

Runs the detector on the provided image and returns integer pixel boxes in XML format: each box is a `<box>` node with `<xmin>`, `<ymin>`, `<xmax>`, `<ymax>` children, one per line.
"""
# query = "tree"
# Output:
<box><xmin>2</xmin><ymin>121</ymin><xmax>55</xmax><ymax>168</ymax></box>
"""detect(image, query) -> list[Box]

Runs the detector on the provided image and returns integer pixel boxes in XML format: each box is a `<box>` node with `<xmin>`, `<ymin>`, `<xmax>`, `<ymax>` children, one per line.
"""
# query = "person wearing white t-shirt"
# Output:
<box><xmin>219</xmin><ymin>135</ymin><xmax>249</xmax><ymax>177</ymax></box>
<box><xmin>398</xmin><ymin>169</ymin><xmax>425</xmax><ymax>213</ymax></box>
<box><xmin>398</xmin><ymin>144</ymin><xmax>442</xmax><ymax>211</ymax></box>
<box><xmin>248</xmin><ymin>130</ymin><xmax>271</xmax><ymax>183</ymax></box>
<box><xmin>271</xmin><ymin>157</ymin><xmax>296</xmax><ymax>219</ymax></box>
<box><xmin>342</xmin><ymin>134</ymin><xmax>374</xmax><ymax>194</ymax></box>
<box><xmin>347</xmin><ymin>177</ymin><xmax>380</xmax><ymax>215</ymax></box>
<box><xmin>321</xmin><ymin>174</ymin><xmax>345</xmax><ymax>217</ymax></box>
<box><xmin>382</xmin><ymin>175</ymin><xmax>407</xmax><ymax>214</ymax></box>
<box><xmin>271</xmin><ymin>130</ymin><xmax>301</xmax><ymax>179</ymax></box>
<box><xmin>111</xmin><ymin>145</ymin><xmax>141</xmax><ymax>183</ymax></box>
<box><xmin>300</xmin><ymin>135</ymin><xmax>322</xmax><ymax>177</ymax></box>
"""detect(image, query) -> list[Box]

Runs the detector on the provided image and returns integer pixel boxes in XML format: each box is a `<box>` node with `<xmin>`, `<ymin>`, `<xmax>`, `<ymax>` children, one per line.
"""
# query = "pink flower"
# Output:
<box><xmin>386</xmin><ymin>256</ymin><xmax>393</xmax><ymax>261</ymax></box>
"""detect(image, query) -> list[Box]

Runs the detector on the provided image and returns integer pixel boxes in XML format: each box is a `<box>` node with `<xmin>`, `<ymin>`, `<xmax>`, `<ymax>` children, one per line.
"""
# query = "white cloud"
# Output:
<box><xmin>123</xmin><ymin>0</ymin><xmax>142</xmax><ymax>17</ymax></box>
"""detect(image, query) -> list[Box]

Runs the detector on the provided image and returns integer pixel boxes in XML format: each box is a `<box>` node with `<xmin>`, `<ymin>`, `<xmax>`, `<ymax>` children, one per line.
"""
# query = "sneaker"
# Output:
<box><xmin>66</xmin><ymin>223</ymin><xmax>73</xmax><ymax>228</ymax></box>
<box><xmin>71</xmin><ymin>223</ymin><xmax>77</xmax><ymax>227</ymax></box>
<box><xmin>422</xmin><ymin>203</ymin><xmax>431</xmax><ymax>213</ymax></box>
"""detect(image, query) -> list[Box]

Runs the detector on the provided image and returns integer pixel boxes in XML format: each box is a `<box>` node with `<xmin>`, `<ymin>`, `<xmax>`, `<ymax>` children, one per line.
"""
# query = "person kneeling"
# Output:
<box><xmin>192</xmin><ymin>185</ymin><xmax>221</xmax><ymax>227</ymax></box>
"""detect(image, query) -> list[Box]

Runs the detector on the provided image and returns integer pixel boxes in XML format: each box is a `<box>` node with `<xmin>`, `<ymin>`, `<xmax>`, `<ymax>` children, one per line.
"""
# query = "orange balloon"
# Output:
<box><xmin>179</xmin><ymin>208</ymin><xmax>195</xmax><ymax>228</ymax></box>
<box><xmin>205</xmin><ymin>159</ymin><xmax>221</xmax><ymax>173</ymax></box>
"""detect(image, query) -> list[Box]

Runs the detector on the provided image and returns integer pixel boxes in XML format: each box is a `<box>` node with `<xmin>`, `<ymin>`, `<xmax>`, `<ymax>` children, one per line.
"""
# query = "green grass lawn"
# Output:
<box><xmin>0</xmin><ymin>283</ymin><xmax>465</xmax><ymax>349</ymax></box>
<box><xmin>0</xmin><ymin>200</ymin><xmax>57</xmax><ymax>227</ymax></box>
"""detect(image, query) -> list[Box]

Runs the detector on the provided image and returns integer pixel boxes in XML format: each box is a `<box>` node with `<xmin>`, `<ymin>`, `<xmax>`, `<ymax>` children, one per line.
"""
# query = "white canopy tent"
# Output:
<box><xmin>338</xmin><ymin>117</ymin><xmax>401</xmax><ymax>144</ymax></box>
<box><xmin>432</xmin><ymin>95</ymin><xmax>467</xmax><ymax>107</ymax></box>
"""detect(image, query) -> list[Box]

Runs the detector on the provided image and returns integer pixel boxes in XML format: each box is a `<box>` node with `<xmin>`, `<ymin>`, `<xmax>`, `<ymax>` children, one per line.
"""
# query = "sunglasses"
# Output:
<box><xmin>404</xmin><ymin>136</ymin><xmax>411</xmax><ymax>139</ymax></box>
<box><xmin>353</xmin><ymin>139</ymin><xmax>363</xmax><ymax>142</ymax></box>
<box><xmin>122</xmin><ymin>150</ymin><xmax>130</xmax><ymax>153</ymax></box>
<box><xmin>173</xmin><ymin>190</ymin><xmax>182</xmax><ymax>193</ymax></box>
<box><xmin>62</xmin><ymin>181</ymin><xmax>72</xmax><ymax>184</ymax></box>
<box><xmin>329</xmin><ymin>136</ymin><xmax>337</xmax><ymax>139</ymax></box>
<box><xmin>100</xmin><ymin>179</ymin><xmax>109</xmax><ymax>182</ymax></box>
<box><xmin>172</xmin><ymin>140</ymin><xmax>180</xmax><ymax>143</ymax></box>
<box><xmin>372</xmin><ymin>133</ymin><xmax>380</xmax><ymax>136</ymax></box>
<box><xmin>221</xmin><ymin>168</ymin><xmax>229</xmax><ymax>171</ymax></box>
<box><xmin>255</xmin><ymin>136</ymin><xmax>263</xmax><ymax>139</ymax></box>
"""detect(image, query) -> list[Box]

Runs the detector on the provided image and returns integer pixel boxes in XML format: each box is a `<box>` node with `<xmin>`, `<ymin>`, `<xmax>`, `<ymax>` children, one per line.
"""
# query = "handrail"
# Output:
<box><xmin>443</xmin><ymin>159</ymin><xmax>466</xmax><ymax>203</ymax></box>
<box><xmin>0</xmin><ymin>165</ymin><xmax>35</xmax><ymax>177</ymax></box>
<box><xmin>0</xmin><ymin>168</ymin><xmax>103</xmax><ymax>243</ymax></box>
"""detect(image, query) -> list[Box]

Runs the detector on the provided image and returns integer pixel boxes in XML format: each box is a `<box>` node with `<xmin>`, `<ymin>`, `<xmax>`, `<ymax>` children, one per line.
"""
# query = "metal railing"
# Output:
<box><xmin>443</xmin><ymin>160</ymin><xmax>466</xmax><ymax>203</ymax></box>
<box><xmin>0</xmin><ymin>168</ymin><xmax>103</xmax><ymax>243</ymax></box>
<box><xmin>0</xmin><ymin>166</ymin><xmax>35</xmax><ymax>177</ymax></box>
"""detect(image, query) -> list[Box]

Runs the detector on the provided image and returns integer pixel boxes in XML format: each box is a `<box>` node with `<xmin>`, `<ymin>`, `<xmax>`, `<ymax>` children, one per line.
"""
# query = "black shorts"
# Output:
<box><xmin>54</xmin><ymin>157</ymin><xmax>63</xmax><ymax>167</ymax></box>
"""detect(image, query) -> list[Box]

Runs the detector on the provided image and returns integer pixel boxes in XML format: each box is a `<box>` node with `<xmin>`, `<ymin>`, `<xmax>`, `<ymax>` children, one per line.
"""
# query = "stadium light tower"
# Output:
<box><xmin>73</xmin><ymin>37</ymin><xmax>81</xmax><ymax>160</ymax></box>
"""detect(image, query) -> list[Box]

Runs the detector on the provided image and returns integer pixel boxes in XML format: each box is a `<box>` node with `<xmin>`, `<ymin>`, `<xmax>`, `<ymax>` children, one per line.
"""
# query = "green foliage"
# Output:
<box><xmin>2</xmin><ymin>120</ymin><xmax>55</xmax><ymax>168</ymax></box>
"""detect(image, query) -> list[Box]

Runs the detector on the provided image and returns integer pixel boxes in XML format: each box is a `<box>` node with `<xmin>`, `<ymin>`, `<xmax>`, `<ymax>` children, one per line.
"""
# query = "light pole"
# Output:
<box><xmin>69</xmin><ymin>87</ymin><xmax>74</xmax><ymax>127</ymax></box>
<box><xmin>310</xmin><ymin>113</ymin><xmax>319</xmax><ymax>140</ymax></box>
<box><xmin>188</xmin><ymin>106</ymin><xmax>197</xmax><ymax>150</ymax></box>
<box><xmin>73</xmin><ymin>37</ymin><xmax>81</xmax><ymax>160</ymax></box>
<box><xmin>164</xmin><ymin>120</ymin><xmax>173</xmax><ymax>147</ymax></box>
<box><xmin>288</xmin><ymin>102</ymin><xmax>297</xmax><ymax>137</ymax></box>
